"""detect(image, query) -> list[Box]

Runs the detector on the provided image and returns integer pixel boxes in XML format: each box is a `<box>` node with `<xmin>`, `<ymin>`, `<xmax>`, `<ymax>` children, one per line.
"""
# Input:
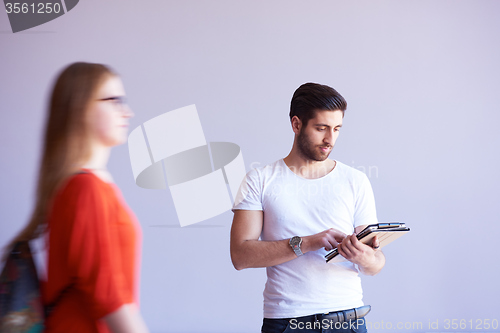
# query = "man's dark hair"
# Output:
<box><xmin>289</xmin><ymin>83</ymin><xmax>347</xmax><ymax>127</ymax></box>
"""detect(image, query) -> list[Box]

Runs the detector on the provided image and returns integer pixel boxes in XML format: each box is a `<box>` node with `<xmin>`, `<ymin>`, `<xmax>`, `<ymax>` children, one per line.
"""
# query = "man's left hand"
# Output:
<box><xmin>337</xmin><ymin>234</ymin><xmax>385</xmax><ymax>275</ymax></box>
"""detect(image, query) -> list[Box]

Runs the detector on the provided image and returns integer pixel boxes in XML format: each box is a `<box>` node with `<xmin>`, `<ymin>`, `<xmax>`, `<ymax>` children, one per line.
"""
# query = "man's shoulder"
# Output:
<box><xmin>247</xmin><ymin>159</ymin><xmax>284</xmax><ymax>177</ymax></box>
<box><xmin>334</xmin><ymin>160</ymin><xmax>369</xmax><ymax>181</ymax></box>
<box><xmin>233</xmin><ymin>160</ymin><xmax>284</xmax><ymax>209</ymax></box>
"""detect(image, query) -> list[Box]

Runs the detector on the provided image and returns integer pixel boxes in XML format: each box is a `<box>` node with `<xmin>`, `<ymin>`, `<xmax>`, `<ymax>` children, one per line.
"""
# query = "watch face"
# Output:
<box><xmin>290</xmin><ymin>236</ymin><xmax>301</xmax><ymax>246</ymax></box>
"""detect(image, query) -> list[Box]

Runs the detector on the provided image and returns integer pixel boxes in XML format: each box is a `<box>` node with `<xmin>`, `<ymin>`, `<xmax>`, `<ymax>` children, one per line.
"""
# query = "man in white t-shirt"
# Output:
<box><xmin>230</xmin><ymin>83</ymin><xmax>385</xmax><ymax>333</ymax></box>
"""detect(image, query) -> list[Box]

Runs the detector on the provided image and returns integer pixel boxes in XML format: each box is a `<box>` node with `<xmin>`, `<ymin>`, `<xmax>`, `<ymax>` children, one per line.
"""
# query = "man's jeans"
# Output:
<box><xmin>262</xmin><ymin>316</ymin><xmax>368</xmax><ymax>333</ymax></box>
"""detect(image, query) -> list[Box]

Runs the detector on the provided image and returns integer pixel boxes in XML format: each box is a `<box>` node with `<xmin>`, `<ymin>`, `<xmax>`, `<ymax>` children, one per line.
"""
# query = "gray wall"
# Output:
<box><xmin>1</xmin><ymin>1</ymin><xmax>499</xmax><ymax>332</ymax></box>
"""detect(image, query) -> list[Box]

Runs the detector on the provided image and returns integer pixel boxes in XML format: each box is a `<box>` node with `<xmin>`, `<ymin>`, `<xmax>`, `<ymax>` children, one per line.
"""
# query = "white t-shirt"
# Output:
<box><xmin>232</xmin><ymin>159</ymin><xmax>378</xmax><ymax>318</ymax></box>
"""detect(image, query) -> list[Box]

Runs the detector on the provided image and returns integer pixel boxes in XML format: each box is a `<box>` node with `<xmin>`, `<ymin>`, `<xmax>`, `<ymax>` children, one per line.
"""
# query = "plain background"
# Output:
<box><xmin>1</xmin><ymin>1</ymin><xmax>499</xmax><ymax>332</ymax></box>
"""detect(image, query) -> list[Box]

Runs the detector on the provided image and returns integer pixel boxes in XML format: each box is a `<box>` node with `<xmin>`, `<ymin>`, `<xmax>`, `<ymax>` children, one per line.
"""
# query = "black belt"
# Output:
<box><xmin>293</xmin><ymin>305</ymin><xmax>371</xmax><ymax>324</ymax></box>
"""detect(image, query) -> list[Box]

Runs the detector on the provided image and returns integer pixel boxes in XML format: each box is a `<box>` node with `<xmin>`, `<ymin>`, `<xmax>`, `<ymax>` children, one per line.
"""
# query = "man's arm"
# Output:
<box><xmin>337</xmin><ymin>225</ymin><xmax>386</xmax><ymax>276</ymax></box>
<box><xmin>230</xmin><ymin>210</ymin><xmax>346</xmax><ymax>270</ymax></box>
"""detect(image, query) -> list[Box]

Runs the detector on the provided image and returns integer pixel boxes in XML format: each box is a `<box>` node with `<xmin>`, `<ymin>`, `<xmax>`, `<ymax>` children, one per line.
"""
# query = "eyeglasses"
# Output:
<box><xmin>97</xmin><ymin>96</ymin><xmax>128</xmax><ymax>109</ymax></box>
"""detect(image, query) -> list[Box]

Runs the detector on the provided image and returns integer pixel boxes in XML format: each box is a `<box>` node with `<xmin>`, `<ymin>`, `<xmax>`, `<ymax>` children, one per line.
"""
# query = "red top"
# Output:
<box><xmin>42</xmin><ymin>171</ymin><xmax>142</xmax><ymax>333</ymax></box>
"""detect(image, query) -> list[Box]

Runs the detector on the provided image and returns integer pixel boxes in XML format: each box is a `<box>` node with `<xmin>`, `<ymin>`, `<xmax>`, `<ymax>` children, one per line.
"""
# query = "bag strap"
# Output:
<box><xmin>44</xmin><ymin>283</ymin><xmax>74</xmax><ymax>318</ymax></box>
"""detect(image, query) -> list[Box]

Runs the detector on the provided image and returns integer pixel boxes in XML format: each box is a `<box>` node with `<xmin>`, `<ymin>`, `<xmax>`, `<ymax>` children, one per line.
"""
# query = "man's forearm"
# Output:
<box><xmin>231</xmin><ymin>239</ymin><xmax>297</xmax><ymax>270</ymax></box>
<box><xmin>230</xmin><ymin>209</ymin><xmax>346</xmax><ymax>270</ymax></box>
<box><xmin>230</xmin><ymin>230</ymin><xmax>344</xmax><ymax>270</ymax></box>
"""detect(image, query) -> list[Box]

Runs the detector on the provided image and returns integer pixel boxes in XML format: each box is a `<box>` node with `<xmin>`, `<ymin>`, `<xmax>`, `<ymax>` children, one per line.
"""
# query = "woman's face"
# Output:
<box><xmin>87</xmin><ymin>75</ymin><xmax>133</xmax><ymax>147</ymax></box>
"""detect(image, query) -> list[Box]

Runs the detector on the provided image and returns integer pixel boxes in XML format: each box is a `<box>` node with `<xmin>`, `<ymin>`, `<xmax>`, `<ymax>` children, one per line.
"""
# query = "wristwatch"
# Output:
<box><xmin>289</xmin><ymin>236</ymin><xmax>303</xmax><ymax>257</ymax></box>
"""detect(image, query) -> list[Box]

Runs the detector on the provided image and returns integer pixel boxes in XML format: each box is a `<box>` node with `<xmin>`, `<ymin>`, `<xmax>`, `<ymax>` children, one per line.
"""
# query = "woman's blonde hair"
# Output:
<box><xmin>8</xmin><ymin>62</ymin><xmax>116</xmax><ymax>246</ymax></box>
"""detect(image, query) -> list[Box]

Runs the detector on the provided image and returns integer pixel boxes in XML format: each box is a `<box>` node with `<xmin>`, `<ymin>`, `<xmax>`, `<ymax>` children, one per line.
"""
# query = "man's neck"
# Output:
<box><xmin>283</xmin><ymin>151</ymin><xmax>336</xmax><ymax>180</ymax></box>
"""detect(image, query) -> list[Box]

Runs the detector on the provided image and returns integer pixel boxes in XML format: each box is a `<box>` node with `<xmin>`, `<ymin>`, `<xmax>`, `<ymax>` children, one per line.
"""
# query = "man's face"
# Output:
<box><xmin>296</xmin><ymin>110</ymin><xmax>343</xmax><ymax>161</ymax></box>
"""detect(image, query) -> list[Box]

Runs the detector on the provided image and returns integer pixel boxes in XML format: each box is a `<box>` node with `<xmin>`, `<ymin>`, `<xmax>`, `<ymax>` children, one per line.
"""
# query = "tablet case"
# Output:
<box><xmin>325</xmin><ymin>223</ymin><xmax>410</xmax><ymax>263</ymax></box>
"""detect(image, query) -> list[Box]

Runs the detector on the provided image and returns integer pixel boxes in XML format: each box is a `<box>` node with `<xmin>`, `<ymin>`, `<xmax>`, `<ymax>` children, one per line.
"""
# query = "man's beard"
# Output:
<box><xmin>297</xmin><ymin>129</ymin><xmax>332</xmax><ymax>162</ymax></box>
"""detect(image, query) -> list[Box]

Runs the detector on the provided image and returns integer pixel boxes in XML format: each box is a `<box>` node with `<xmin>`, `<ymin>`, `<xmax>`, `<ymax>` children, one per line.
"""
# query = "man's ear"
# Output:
<box><xmin>291</xmin><ymin>116</ymin><xmax>302</xmax><ymax>135</ymax></box>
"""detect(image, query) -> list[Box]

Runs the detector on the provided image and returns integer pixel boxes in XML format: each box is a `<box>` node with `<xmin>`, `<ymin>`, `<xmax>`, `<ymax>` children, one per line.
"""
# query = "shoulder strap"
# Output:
<box><xmin>44</xmin><ymin>283</ymin><xmax>74</xmax><ymax>318</ymax></box>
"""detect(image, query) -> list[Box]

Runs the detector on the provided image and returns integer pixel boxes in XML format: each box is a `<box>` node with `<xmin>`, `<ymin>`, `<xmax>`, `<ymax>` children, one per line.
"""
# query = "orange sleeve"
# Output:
<box><xmin>55</xmin><ymin>175</ymin><xmax>129</xmax><ymax>320</ymax></box>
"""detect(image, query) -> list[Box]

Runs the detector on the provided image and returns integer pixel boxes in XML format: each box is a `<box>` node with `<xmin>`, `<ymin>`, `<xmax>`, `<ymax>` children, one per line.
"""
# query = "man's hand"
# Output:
<box><xmin>337</xmin><ymin>233</ymin><xmax>385</xmax><ymax>275</ymax></box>
<box><xmin>302</xmin><ymin>228</ymin><xmax>347</xmax><ymax>253</ymax></box>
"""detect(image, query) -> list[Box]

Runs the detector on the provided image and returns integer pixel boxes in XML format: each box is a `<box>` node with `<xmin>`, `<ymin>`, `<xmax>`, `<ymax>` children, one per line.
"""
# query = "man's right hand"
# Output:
<box><xmin>301</xmin><ymin>228</ymin><xmax>347</xmax><ymax>253</ymax></box>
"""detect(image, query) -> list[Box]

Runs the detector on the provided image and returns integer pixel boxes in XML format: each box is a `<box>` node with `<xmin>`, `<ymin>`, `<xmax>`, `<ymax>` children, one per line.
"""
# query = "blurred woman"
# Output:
<box><xmin>7</xmin><ymin>62</ymin><xmax>149</xmax><ymax>333</ymax></box>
